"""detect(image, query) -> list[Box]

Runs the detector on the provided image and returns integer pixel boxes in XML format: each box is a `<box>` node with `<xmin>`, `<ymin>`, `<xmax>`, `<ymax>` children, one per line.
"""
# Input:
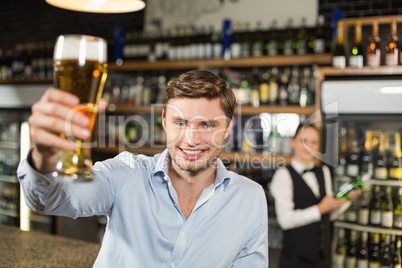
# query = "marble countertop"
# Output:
<box><xmin>0</xmin><ymin>225</ymin><xmax>101</xmax><ymax>267</ymax></box>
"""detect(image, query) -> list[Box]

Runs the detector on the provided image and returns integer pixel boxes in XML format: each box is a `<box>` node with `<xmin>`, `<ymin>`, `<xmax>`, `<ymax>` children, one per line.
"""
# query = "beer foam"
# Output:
<box><xmin>54</xmin><ymin>35</ymin><xmax>107</xmax><ymax>63</ymax></box>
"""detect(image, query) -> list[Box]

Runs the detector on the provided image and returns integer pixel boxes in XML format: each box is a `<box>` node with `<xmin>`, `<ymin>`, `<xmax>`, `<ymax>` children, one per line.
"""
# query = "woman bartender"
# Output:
<box><xmin>270</xmin><ymin>123</ymin><xmax>358</xmax><ymax>268</ymax></box>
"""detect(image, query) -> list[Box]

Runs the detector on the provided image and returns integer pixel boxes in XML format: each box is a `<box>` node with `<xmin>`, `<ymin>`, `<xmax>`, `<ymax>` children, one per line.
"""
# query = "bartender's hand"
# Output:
<box><xmin>347</xmin><ymin>189</ymin><xmax>363</xmax><ymax>201</ymax></box>
<box><xmin>29</xmin><ymin>88</ymin><xmax>106</xmax><ymax>173</ymax></box>
<box><xmin>317</xmin><ymin>194</ymin><xmax>346</xmax><ymax>215</ymax></box>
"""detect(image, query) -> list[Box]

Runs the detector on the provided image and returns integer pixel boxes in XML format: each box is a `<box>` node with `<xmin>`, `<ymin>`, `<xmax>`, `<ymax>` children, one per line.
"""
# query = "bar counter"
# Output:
<box><xmin>0</xmin><ymin>225</ymin><xmax>101</xmax><ymax>267</ymax></box>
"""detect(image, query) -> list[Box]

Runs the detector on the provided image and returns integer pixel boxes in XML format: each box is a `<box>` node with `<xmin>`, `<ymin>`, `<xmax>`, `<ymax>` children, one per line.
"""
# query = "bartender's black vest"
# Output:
<box><xmin>282</xmin><ymin>165</ymin><xmax>331</xmax><ymax>264</ymax></box>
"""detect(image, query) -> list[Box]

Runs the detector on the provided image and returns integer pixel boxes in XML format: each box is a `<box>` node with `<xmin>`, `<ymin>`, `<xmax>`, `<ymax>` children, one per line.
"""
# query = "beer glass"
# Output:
<box><xmin>53</xmin><ymin>35</ymin><xmax>107</xmax><ymax>181</ymax></box>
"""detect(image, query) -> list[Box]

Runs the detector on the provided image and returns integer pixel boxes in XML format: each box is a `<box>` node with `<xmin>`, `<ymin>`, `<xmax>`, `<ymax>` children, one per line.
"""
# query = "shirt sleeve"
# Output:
<box><xmin>322</xmin><ymin>165</ymin><xmax>333</xmax><ymax>196</ymax></box>
<box><xmin>17</xmin><ymin>149</ymin><xmax>117</xmax><ymax>219</ymax></box>
<box><xmin>231</xmin><ymin>186</ymin><xmax>269</xmax><ymax>268</ymax></box>
<box><xmin>269</xmin><ymin>167</ymin><xmax>321</xmax><ymax>230</ymax></box>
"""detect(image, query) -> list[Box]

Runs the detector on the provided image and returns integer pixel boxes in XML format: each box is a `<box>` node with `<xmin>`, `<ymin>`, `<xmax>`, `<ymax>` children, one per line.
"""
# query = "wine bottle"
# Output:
<box><xmin>346</xmin><ymin>128</ymin><xmax>361</xmax><ymax>177</ymax></box>
<box><xmin>266</xmin><ymin>20</ymin><xmax>279</xmax><ymax>56</ymax></box>
<box><xmin>335</xmin><ymin>175</ymin><xmax>366</xmax><ymax>199</ymax></box>
<box><xmin>346</xmin><ymin>200</ymin><xmax>358</xmax><ymax>223</ymax></box>
<box><xmin>259</xmin><ymin>71</ymin><xmax>269</xmax><ymax>105</ymax></box>
<box><xmin>374</xmin><ymin>133</ymin><xmax>389</xmax><ymax>180</ymax></box>
<box><xmin>296</xmin><ymin>17</ymin><xmax>309</xmax><ymax>55</ymax></box>
<box><xmin>358</xmin><ymin>184</ymin><xmax>371</xmax><ymax>225</ymax></box>
<box><xmin>283</xmin><ymin>18</ymin><xmax>295</xmax><ymax>56</ymax></box>
<box><xmin>369</xmin><ymin>233</ymin><xmax>381</xmax><ymax>268</ymax></box>
<box><xmin>370</xmin><ymin>185</ymin><xmax>382</xmax><ymax>226</ymax></box>
<box><xmin>349</xmin><ymin>20</ymin><xmax>364</xmax><ymax>68</ymax></box>
<box><xmin>231</xmin><ymin>22</ymin><xmax>242</xmax><ymax>59</ymax></box>
<box><xmin>252</xmin><ymin>21</ymin><xmax>264</xmax><ymax>57</ymax></box>
<box><xmin>380</xmin><ymin>234</ymin><xmax>392</xmax><ymax>268</ymax></box>
<box><xmin>346</xmin><ymin>230</ymin><xmax>358</xmax><ymax>267</ymax></box>
<box><xmin>367</xmin><ymin>20</ymin><xmax>382</xmax><ymax>68</ymax></box>
<box><xmin>393</xmin><ymin>237</ymin><xmax>402</xmax><ymax>268</ymax></box>
<box><xmin>361</xmin><ymin>131</ymin><xmax>374</xmax><ymax>176</ymax></box>
<box><xmin>389</xmin><ymin>132</ymin><xmax>402</xmax><ymax>180</ymax></box>
<box><xmin>381</xmin><ymin>186</ymin><xmax>394</xmax><ymax>228</ymax></box>
<box><xmin>314</xmin><ymin>15</ymin><xmax>326</xmax><ymax>54</ymax></box>
<box><xmin>394</xmin><ymin>188</ymin><xmax>402</xmax><ymax>229</ymax></box>
<box><xmin>357</xmin><ymin>232</ymin><xmax>370</xmax><ymax>268</ymax></box>
<box><xmin>278</xmin><ymin>71</ymin><xmax>289</xmax><ymax>106</ymax></box>
<box><xmin>335</xmin><ymin>127</ymin><xmax>348</xmax><ymax>176</ymax></box>
<box><xmin>250</xmin><ymin>69</ymin><xmax>261</xmax><ymax>108</ymax></box>
<box><xmin>268</xmin><ymin>67</ymin><xmax>279</xmax><ymax>105</ymax></box>
<box><xmin>287</xmin><ymin>66</ymin><xmax>300</xmax><ymax>105</ymax></box>
<box><xmin>332</xmin><ymin>228</ymin><xmax>346</xmax><ymax>267</ymax></box>
<box><xmin>385</xmin><ymin>19</ymin><xmax>400</xmax><ymax>66</ymax></box>
<box><xmin>332</xmin><ymin>21</ymin><xmax>346</xmax><ymax>69</ymax></box>
<box><xmin>240</xmin><ymin>22</ymin><xmax>251</xmax><ymax>58</ymax></box>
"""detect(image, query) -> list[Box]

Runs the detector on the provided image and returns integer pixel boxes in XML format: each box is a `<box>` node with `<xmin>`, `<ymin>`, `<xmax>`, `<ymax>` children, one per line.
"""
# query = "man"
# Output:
<box><xmin>18</xmin><ymin>70</ymin><xmax>268</xmax><ymax>267</ymax></box>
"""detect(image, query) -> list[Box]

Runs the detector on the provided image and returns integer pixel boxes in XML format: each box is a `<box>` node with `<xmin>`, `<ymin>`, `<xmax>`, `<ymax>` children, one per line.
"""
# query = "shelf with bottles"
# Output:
<box><xmin>109</xmin><ymin>54</ymin><xmax>332</xmax><ymax>72</ymax></box>
<box><xmin>0</xmin><ymin>141</ymin><xmax>19</xmax><ymax>150</ymax></box>
<box><xmin>105</xmin><ymin>65</ymin><xmax>320</xmax><ymax>117</ymax></box>
<box><xmin>0</xmin><ymin>207</ymin><xmax>18</xmax><ymax>218</ymax></box>
<box><xmin>332</xmin><ymin>227</ymin><xmax>402</xmax><ymax>268</ymax></box>
<box><xmin>332</xmin><ymin>15</ymin><xmax>402</xmax><ymax>70</ymax></box>
<box><xmin>334</xmin><ymin>221</ymin><xmax>402</xmax><ymax>236</ymax></box>
<box><xmin>0</xmin><ymin>175</ymin><xmax>18</xmax><ymax>184</ymax></box>
<box><xmin>0</xmin><ymin>78</ymin><xmax>53</xmax><ymax>85</ymax></box>
<box><xmin>0</xmin><ymin>41</ymin><xmax>54</xmax><ymax>83</ymax></box>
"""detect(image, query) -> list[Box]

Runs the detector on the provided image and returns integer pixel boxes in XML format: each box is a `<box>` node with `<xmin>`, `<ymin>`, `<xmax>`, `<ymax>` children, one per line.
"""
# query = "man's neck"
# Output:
<box><xmin>167</xmin><ymin>158</ymin><xmax>216</xmax><ymax>219</ymax></box>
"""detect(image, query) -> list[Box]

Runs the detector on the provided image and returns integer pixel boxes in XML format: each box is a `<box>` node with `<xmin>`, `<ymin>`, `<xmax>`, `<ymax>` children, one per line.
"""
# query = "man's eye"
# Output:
<box><xmin>176</xmin><ymin>122</ymin><xmax>186</xmax><ymax>127</ymax></box>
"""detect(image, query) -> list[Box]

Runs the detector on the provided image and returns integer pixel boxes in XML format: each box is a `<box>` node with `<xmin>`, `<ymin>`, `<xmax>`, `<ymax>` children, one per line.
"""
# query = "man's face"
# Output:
<box><xmin>291</xmin><ymin>126</ymin><xmax>320</xmax><ymax>163</ymax></box>
<box><xmin>162</xmin><ymin>97</ymin><xmax>233</xmax><ymax>174</ymax></box>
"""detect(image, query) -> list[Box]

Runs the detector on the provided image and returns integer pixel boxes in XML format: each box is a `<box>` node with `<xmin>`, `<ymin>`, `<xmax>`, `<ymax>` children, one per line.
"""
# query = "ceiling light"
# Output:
<box><xmin>46</xmin><ymin>0</ymin><xmax>145</xmax><ymax>13</ymax></box>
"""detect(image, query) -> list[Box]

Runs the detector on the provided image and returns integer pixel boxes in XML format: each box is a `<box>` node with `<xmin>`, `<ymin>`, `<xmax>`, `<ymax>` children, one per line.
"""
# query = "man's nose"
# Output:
<box><xmin>185</xmin><ymin>127</ymin><xmax>202</xmax><ymax>146</ymax></box>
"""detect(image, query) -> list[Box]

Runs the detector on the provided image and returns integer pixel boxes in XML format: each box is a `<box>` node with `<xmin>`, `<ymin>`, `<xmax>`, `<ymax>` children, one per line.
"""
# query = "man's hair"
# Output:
<box><xmin>164</xmin><ymin>69</ymin><xmax>236</xmax><ymax>119</ymax></box>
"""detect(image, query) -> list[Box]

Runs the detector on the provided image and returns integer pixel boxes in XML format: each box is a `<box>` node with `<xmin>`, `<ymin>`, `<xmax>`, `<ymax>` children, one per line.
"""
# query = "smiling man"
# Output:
<box><xmin>18</xmin><ymin>69</ymin><xmax>268</xmax><ymax>267</ymax></box>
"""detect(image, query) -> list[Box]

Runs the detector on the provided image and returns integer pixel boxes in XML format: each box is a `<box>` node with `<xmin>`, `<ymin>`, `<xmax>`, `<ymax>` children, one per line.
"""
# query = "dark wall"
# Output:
<box><xmin>1</xmin><ymin>0</ymin><xmax>402</xmax><ymax>49</ymax></box>
<box><xmin>0</xmin><ymin>0</ymin><xmax>144</xmax><ymax>48</ymax></box>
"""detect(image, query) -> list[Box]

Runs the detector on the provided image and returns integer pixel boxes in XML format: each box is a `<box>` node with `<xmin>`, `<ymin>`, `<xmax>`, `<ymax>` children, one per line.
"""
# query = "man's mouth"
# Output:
<box><xmin>179</xmin><ymin>147</ymin><xmax>207</xmax><ymax>160</ymax></box>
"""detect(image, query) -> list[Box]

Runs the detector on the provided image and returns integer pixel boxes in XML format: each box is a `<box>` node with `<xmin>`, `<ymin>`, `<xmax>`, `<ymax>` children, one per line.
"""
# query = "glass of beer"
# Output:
<box><xmin>53</xmin><ymin>35</ymin><xmax>107</xmax><ymax>181</ymax></box>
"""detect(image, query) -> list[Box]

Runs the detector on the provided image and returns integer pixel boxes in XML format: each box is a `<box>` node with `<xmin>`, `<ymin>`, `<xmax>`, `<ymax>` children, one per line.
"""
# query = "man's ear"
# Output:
<box><xmin>162</xmin><ymin>109</ymin><xmax>167</xmax><ymax>131</ymax></box>
<box><xmin>224</xmin><ymin>117</ymin><xmax>234</xmax><ymax>139</ymax></box>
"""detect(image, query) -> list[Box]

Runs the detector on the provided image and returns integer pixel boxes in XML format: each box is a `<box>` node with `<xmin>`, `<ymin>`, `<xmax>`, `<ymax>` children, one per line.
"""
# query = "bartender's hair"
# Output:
<box><xmin>293</xmin><ymin>123</ymin><xmax>319</xmax><ymax>139</ymax></box>
<box><xmin>164</xmin><ymin>69</ymin><xmax>236</xmax><ymax>119</ymax></box>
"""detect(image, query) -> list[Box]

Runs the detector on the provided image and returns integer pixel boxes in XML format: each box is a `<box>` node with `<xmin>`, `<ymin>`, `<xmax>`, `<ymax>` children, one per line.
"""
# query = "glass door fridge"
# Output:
<box><xmin>0</xmin><ymin>83</ymin><xmax>57</xmax><ymax>233</ymax></box>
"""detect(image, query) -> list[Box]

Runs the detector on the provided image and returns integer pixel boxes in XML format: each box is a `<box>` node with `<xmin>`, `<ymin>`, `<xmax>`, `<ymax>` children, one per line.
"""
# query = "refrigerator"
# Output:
<box><xmin>0</xmin><ymin>83</ymin><xmax>56</xmax><ymax>233</ymax></box>
<box><xmin>320</xmin><ymin>76</ymin><xmax>402</xmax><ymax>178</ymax></box>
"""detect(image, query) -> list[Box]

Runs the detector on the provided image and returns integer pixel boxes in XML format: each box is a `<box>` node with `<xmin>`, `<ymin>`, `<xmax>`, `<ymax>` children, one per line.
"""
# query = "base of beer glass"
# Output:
<box><xmin>53</xmin><ymin>166</ymin><xmax>94</xmax><ymax>182</ymax></box>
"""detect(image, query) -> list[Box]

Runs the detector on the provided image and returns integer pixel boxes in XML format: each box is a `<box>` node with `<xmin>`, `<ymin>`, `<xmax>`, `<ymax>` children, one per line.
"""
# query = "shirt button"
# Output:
<box><xmin>180</xmin><ymin>231</ymin><xmax>185</xmax><ymax>236</ymax></box>
<box><xmin>170</xmin><ymin>262</ymin><xmax>175</xmax><ymax>267</ymax></box>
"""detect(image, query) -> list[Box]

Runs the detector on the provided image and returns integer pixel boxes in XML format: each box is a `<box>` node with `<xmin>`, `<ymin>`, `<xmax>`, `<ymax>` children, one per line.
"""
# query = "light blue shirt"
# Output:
<box><xmin>18</xmin><ymin>149</ymin><xmax>268</xmax><ymax>267</ymax></box>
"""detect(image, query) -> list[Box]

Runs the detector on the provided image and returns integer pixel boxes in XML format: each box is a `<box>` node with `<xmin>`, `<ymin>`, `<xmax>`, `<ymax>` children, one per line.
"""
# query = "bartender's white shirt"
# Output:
<box><xmin>270</xmin><ymin>158</ymin><xmax>333</xmax><ymax>230</ymax></box>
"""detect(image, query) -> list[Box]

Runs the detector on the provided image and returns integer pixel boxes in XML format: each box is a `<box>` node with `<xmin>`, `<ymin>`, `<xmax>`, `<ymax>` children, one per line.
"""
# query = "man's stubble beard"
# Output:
<box><xmin>167</xmin><ymin>146</ymin><xmax>223</xmax><ymax>175</ymax></box>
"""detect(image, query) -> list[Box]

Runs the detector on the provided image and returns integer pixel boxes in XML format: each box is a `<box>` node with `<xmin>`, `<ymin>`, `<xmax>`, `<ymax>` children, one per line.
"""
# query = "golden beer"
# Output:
<box><xmin>53</xmin><ymin>35</ymin><xmax>107</xmax><ymax>181</ymax></box>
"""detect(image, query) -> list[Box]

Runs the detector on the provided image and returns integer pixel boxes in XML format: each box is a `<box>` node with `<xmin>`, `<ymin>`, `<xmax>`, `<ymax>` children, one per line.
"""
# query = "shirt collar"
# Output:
<box><xmin>153</xmin><ymin>149</ymin><xmax>231</xmax><ymax>189</ymax></box>
<box><xmin>291</xmin><ymin>158</ymin><xmax>315</xmax><ymax>175</ymax></box>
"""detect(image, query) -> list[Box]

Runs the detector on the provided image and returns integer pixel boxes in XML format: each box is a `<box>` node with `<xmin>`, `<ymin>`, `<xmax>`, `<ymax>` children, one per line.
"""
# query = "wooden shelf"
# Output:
<box><xmin>341</xmin><ymin>15</ymin><xmax>402</xmax><ymax>27</ymax></box>
<box><xmin>108</xmin><ymin>54</ymin><xmax>332</xmax><ymax>71</ymax></box>
<box><xmin>334</xmin><ymin>221</ymin><xmax>402</xmax><ymax>236</ymax></box>
<box><xmin>0</xmin><ymin>78</ymin><xmax>53</xmax><ymax>84</ymax></box>
<box><xmin>107</xmin><ymin>104</ymin><xmax>316</xmax><ymax>115</ymax></box>
<box><xmin>93</xmin><ymin>146</ymin><xmax>292</xmax><ymax>164</ymax></box>
<box><xmin>318</xmin><ymin>66</ymin><xmax>402</xmax><ymax>77</ymax></box>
